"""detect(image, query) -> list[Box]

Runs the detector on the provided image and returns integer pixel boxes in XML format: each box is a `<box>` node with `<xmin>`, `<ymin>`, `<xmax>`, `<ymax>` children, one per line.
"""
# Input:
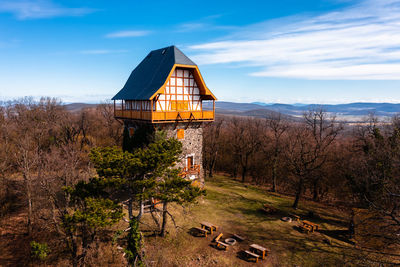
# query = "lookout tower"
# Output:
<box><xmin>112</xmin><ymin>46</ymin><xmax>216</xmax><ymax>184</ymax></box>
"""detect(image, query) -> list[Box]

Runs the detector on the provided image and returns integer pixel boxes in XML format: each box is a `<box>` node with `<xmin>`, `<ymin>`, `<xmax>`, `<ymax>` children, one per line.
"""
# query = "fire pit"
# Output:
<box><xmin>281</xmin><ymin>217</ymin><xmax>292</xmax><ymax>222</ymax></box>
<box><xmin>224</xmin><ymin>238</ymin><xmax>237</xmax><ymax>246</ymax></box>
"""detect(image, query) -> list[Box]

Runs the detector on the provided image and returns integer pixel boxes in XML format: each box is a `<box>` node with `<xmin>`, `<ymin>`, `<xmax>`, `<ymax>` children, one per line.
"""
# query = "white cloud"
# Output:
<box><xmin>189</xmin><ymin>0</ymin><xmax>400</xmax><ymax>80</ymax></box>
<box><xmin>105</xmin><ymin>30</ymin><xmax>151</xmax><ymax>38</ymax></box>
<box><xmin>0</xmin><ymin>0</ymin><xmax>95</xmax><ymax>19</ymax></box>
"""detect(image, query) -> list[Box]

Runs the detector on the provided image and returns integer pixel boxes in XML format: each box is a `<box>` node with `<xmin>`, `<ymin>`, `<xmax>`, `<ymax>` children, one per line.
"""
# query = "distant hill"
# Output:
<box><xmin>64</xmin><ymin>101</ymin><xmax>400</xmax><ymax>122</ymax></box>
<box><xmin>205</xmin><ymin>101</ymin><xmax>400</xmax><ymax>121</ymax></box>
<box><xmin>64</xmin><ymin>103</ymin><xmax>98</xmax><ymax>112</ymax></box>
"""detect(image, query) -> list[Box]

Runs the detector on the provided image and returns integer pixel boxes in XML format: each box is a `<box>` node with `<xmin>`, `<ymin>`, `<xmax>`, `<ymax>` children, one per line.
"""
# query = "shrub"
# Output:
<box><xmin>30</xmin><ymin>241</ymin><xmax>50</xmax><ymax>261</ymax></box>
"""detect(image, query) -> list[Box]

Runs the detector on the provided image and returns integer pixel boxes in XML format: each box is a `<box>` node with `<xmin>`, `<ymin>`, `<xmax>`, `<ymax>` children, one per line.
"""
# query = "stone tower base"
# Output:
<box><xmin>124</xmin><ymin>120</ymin><xmax>204</xmax><ymax>185</ymax></box>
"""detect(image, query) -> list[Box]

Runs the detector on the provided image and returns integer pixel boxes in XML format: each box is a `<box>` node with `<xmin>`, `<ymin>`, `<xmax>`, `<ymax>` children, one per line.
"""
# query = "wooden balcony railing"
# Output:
<box><xmin>114</xmin><ymin>110</ymin><xmax>214</xmax><ymax>123</ymax></box>
<box><xmin>179</xmin><ymin>164</ymin><xmax>201</xmax><ymax>178</ymax></box>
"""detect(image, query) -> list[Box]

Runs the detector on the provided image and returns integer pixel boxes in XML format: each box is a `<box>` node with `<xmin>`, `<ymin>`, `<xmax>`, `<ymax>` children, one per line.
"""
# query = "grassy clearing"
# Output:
<box><xmin>140</xmin><ymin>175</ymin><xmax>390</xmax><ymax>267</ymax></box>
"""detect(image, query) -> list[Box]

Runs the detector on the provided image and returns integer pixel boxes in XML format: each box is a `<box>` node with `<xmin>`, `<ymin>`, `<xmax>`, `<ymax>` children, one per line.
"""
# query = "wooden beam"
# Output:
<box><xmin>150</xmin><ymin>99</ymin><xmax>153</xmax><ymax>122</ymax></box>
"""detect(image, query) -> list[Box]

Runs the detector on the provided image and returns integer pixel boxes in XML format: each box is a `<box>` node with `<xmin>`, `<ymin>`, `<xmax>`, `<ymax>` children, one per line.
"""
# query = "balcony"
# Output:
<box><xmin>114</xmin><ymin>110</ymin><xmax>214</xmax><ymax>123</ymax></box>
<box><xmin>179</xmin><ymin>165</ymin><xmax>201</xmax><ymax>178</ymax></box>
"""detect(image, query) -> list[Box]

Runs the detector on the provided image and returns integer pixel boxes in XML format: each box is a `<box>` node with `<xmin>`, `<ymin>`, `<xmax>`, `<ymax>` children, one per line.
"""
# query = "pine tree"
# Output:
<box><xmin>89</xmin><ymin>130</ymin><xmax>205</xmax><ymax>236</ymax></box>
<box><xmin>125</xmin><ymin>218</ymin><xmax>144</xmax><ymax>266</ymax></box>
<box><xmin>61</xmin><ymin>177</ymin><xmax>124</xmax><ymax>267</ymax></box>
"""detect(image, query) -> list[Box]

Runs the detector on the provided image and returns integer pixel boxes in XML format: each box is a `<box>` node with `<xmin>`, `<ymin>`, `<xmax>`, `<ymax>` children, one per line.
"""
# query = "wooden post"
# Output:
<box><xmin>113</xmin><ymin>100</ymin><xmax>115</xmax><ymax>117</ymax></box>
<box><xmin>151</xmin><ymin>99</ymin><xmax>153</xmax><ymax>122</ymax></box>
<box><xmin>200</xmin><ymin>99</ymin><xmax>203</xmax><ymax>119</ymax></box>
<box><xmin>140</xmin><ymin>101</ymin><xmax>142</xmax><ymax>120</ymax></box>
<box><xmin>130</xmin><ymin>101</ymin><xmax>132</xmax><ymax>119</ymax></box>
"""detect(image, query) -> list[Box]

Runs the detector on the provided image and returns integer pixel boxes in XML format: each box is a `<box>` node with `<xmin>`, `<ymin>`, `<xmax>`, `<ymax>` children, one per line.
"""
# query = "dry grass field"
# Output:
<box><xmin>140</xmin><ymin>175</ymin><xmax>400</xmax><ymax>267</ymax></box>
<box><xmin>1</xmin><ymin>174</ymin><xmax>398</xmax><ymax>266</ymax></box>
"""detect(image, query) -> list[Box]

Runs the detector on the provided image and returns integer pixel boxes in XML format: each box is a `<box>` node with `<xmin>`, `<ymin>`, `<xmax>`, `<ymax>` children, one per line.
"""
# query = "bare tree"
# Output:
<box><xmin>229</xmin><ymin>117</ymin><xmax>262</xmax><ymax>182</ymax></box>
<box><xmin>203</xmin><ymin>118</ymin><xmax>223</xmax><ymax>178</ymax></box>
<box><xmin>96</xmin><ymin>101</ymin><xmax>123</xmax><ymax>146</ymax></box>
<box><xmin>265</xmin><ymin>113</ymin><xmax>288</xmax><ymax>192</ymax></box>
<box><xmin>285</xmin><ymin>109</ymin><xmax>342</xmax><ymax>209</ymax></box>
<box><xmin>345</xmin><ymin>115</ymin><xmax>400</xmax><ymax>248</ymax></box>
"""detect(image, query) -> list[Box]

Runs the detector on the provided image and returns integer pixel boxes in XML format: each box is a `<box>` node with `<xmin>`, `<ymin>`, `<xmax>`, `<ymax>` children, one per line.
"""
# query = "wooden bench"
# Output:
<box><xmin>249</xmin><ymin>244</ymin><xmax>269</xmax><ymax>259</ymax></box>
<box><xmin>214</xmin><ymin>233</ymin><xmax>223</xmax><ymax>242</ymax></box>
<box><xmin>300</xmin><ymin>224</ymin><xmax>312</xmax><ymax>234</ymax></box>
<box><xmin>215</xmin><ymin>240</ymin><xmax>229</xmax><ymax>250</ymax></box>
<box><xmin>291</xmin><ymin>214</ymin><xmax>300</xmax><ymax>222</ymax></box>
<box><xmin>212</xmin><ymin>233</ymin><xmax>229</xmax><ymax>250</ymax></box>
<box><xmin>244</xmin><ymin>250</ymin><xmax>260</xmax><ymax>263</ymax></box>
<box><xmin>194</xmin><ymin>226</ymin><xmax>208</xmax><ymax>237</ymax></box>
<box><xmin>302</xmin><ymin>220</ymin><xmax>319</xmax><ymax>233</ymax></box>
<box><xmin>200</xmin><ymin>221</ymin><xmax>218</xmax><ymax>235</ymax></box>
<box><xmin>233</xmin><ymin>234</ymin><xmax>245</xmax><ymax>242</ymax></box>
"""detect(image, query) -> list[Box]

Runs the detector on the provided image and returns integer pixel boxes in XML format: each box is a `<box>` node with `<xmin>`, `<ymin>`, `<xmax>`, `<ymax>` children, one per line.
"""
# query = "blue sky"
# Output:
<box><xmin>1</xmin><ymin>0</ymin><xmax>400</xmax><ymax>104</ymax></box>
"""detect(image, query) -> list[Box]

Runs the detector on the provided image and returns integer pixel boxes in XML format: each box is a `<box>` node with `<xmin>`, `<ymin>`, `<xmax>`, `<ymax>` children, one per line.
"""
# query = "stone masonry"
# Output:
<box><xmin>124</xmin><ymin>121</ymin><xmax>204</xmax><ymax>184</ymax></box>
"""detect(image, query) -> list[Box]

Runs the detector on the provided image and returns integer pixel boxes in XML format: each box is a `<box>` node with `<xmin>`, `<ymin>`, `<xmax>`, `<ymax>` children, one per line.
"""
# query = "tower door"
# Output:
<box><xmin>187</xmin><ymin>156</ymin><xmax>193</xmax><ymax>169</ymax></box>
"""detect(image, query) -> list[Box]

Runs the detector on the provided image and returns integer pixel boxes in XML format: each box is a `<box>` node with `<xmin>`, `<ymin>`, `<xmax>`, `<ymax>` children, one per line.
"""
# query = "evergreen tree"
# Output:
<box><xmin>89</xmin><ymin>131</ymin><xmax>205</xmax><ymax>236</ymax></box>
<box><xmin>62</xmin><ymin>177</ymin><xmax>124</xmax><ymax>267</ymax></box>
<box><xmin>125</xmin><ymin>218</ymin><xmax>144</xmax><ymax>266</ymax></box>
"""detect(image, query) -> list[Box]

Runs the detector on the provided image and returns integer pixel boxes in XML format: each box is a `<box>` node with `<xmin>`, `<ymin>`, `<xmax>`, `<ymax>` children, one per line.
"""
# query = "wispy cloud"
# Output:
<box><xmin>189</xmin><ymin>0</ymin><xmax>400</xmax><ymax>80</ymax></box>
<box><xmin>80</xmin><ymin>49</ymin><xmax>128</xmax><ymax>55</ymax></box>
<box><xmin>177</xmin><ymin>23</ymin><xmax>208</xmax><ymax>32</ymax></box>
<box><xmin>105</xmin><ymin>30</ymin><xmax>151</xmax><ymax>38</ymax></box>
<box><xmin>175</xmin><ymin>15</ymin><xmax>236</xmax><ymax>33</ymax></box>
<box><xmin>176</xmin><ymin>22</ymin><xmax>236</xmax><ymax>32</ymax></box>
<box><xmin>0</xmin><ymin>0</ymin><xmax>95</xmax><ymax>19</ymax></box>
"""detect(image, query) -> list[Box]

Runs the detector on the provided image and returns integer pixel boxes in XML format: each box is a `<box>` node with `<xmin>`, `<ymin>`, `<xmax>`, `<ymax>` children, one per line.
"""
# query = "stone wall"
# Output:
<box><xmin>124</xmin><ymin>121</ymin><xmax>204</xmax><ymax>184</ymax></box>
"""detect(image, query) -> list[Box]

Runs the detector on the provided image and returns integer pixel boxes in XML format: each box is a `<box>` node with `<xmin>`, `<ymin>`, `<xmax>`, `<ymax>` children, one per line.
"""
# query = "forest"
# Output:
<box><xmin>0</xmin><ymin>97</ymin><xmax>399</xmax><ymax>266</ymax></box>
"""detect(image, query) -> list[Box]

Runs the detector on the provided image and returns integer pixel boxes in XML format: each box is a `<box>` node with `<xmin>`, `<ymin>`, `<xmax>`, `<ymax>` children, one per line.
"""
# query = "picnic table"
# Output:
<box><xmin>249</xmin><ymin>244</ymin><xmax>270</xmax><ymax>259</ymax></box>
<box><xmin>302</xmin><ymin>220</ymin><xmax>319</xmax><ymax>232</ymax></box>
<box><xmin>291</xmin><ymin>214</ymin><xmax>300</xmax><ymax>222</ymax></box>
<box><xmin>213</xmin><ymin>233</ymin><xmax>229</xmax><ymax>250</ymax></box>
<box><xmin>244</xmin><ymin>250</ymin><xmax>259</xmax><ymax>262</ymax></box>
<box><xmin>193</xmin><ymin>227</ymin><xmax>208</xmax><ymax>237</ymax></box>
<box><xmin>200</xmin><ymin>221</ymin><xmax>218</xmax><ymax>234</ymax></box>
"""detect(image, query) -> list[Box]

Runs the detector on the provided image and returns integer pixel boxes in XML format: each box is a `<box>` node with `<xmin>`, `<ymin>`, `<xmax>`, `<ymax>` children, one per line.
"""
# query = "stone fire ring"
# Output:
<box><xmin>224</xmin><ymin>238</ymin><xmax>237</xmax><ymax>246</ymax></box>
<box><xmin>281</xmin><ymin>217</ymin><xmax>292</xmax><ymax>222</ymax></box>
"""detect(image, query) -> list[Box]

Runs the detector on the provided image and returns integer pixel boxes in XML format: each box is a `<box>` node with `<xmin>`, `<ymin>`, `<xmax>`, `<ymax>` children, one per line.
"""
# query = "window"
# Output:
<box><xmin>129</xmin><ymin>128</ymin><xmax>135</xmax><ymax>137</ymax></box>
<box><xmin>177</xmin><ymin>129</ymin><xmax>184</xmax><ymax>139</ymax></box>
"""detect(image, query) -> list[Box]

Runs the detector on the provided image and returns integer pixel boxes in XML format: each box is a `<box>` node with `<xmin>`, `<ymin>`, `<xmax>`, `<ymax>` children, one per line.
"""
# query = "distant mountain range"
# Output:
<box><xmin>204</xmin><ymin>101</ymin><xmax>400</xmax><ymax>121</ymax></box>
<box><xmin>65</xmin><ymin>101</ymin><xmax>400</xmax><ymax>122</ymax></box>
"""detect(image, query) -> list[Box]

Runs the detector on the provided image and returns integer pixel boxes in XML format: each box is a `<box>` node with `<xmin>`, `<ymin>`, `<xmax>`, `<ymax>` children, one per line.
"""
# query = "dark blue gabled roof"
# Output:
<box><xmin>112</xmin><ymin>46</ymin><xmax>197</xmax><ymax>100</ymax></box>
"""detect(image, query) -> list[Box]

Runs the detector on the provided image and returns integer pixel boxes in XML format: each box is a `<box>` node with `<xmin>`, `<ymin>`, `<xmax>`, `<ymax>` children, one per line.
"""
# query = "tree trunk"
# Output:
<box><xmin>160</xmin><ymin>201</ymin><xmax>168</xmax><ymax>237</ymax></box>
<box><xmin>128</xmin><ymin>198</ymin><xmax>133</xmax><ymax>219</ymax></box>
<box><xmin>136</xmin><ymin>199</ymin><xmax>144</xmax><ymax>222</ymax></box>
<box><xmin>23</xmin><ymin>173</ymin><xmax>33</xmax><ymax>235</ymax></box>
<box><xmin>312</xmin><ymin>179</ymin><xmax>319</xmax><ymax>202</ymax></box>
<box><xmin>292</xmin><ymin>177</ymin><xmax>304</xmax><ymax>209</ymax></box>
<box><xmin>241</xmin><ymin>166</ymin><xmax>247</xmax><ymax>183</ymax></box>
<box><xmin>68</xmin><ymin>232</ymin><xmax>78</xmax><ymax>267</ymax></box>
<box><xmin>232</xmin><ymin>165</ymin><xmax>238</xmax><ymax>178</ymax></box>
<box><xmin>272</xmin><ymin>157</ymin><xmax>278</xmax><ymax>192</ymax></box>
<box><xmin>208</xmin><ymin>167</ymin><xmax>213</xmax><ymax>178</ymax></box>
<box><xmin>208</xmin><ymin>151</ymin><xmax>218</xmax><ymax>178</ymax></box>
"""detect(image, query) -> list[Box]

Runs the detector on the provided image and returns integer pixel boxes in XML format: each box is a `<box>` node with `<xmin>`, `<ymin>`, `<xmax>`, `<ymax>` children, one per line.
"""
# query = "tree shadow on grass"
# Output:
<box><xmin>318</xmin><ymin>229</ymin><xmax>354</xmax><ymax>245</ymax></box>
<box><xmin>187</xmin><ymin>227</ymin><xmax>210</xmax><ymax>238</ymax></box>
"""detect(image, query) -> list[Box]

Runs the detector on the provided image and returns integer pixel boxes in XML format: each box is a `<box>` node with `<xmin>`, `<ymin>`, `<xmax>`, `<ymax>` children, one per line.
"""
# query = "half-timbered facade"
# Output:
<box><xmin>112</xmin><ymin>46</ymin><xmax>216</xmax><ymax>184</ymax></box>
